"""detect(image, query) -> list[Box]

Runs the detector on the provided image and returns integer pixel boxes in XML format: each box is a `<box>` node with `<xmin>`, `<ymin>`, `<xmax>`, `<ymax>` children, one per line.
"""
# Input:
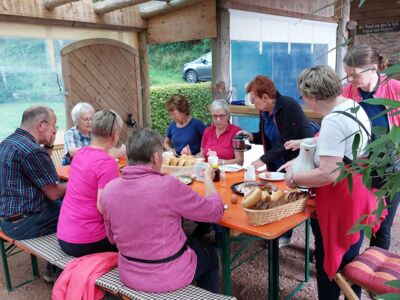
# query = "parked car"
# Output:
<box><xmin>182</xmin><ymin>52</ymin><xmax>212</xmax><ymax>83</ymax></box>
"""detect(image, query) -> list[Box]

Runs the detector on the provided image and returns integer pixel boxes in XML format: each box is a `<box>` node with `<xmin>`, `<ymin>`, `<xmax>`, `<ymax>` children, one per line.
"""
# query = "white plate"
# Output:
<box><xmin>258</xmin><ymin>172</ymin><xmax>285</xmax><ymax>181</ymax></box>
<box><xmin>220</xmin><ymin>164</ymin><xmax>244</xmax><ymax>172</ymax></box>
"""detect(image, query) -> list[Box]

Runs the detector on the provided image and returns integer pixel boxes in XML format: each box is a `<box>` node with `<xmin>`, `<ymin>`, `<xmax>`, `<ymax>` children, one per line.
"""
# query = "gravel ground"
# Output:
<box><xmin>0</xmin><ymin>208</ymin><xmax>398</xmax><ymax>300</ymax></box>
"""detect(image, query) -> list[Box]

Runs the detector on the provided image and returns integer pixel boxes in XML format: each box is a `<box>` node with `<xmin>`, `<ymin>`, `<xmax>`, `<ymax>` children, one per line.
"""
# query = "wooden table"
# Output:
<box><xmin>56</xmin><ymin>166</ymin><xmax>312</xmax><ymax>299</ymax></box>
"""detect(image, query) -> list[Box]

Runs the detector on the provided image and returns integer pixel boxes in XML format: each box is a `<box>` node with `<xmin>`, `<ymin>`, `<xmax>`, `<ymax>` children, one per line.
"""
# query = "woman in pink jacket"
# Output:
<box><xmin>100</xmin><ymin>128</ymin><xmax>224</xmax><ymax>293</ymax></box>
<box><xmin>342</xmin><ymin>44</ymin><xmax>400</xmax><ymax>250</ymax></box>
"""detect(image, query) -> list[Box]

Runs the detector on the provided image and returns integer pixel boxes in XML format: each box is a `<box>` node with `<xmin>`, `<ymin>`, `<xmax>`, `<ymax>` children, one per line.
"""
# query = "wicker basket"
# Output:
<box><xmin>161</xmin><ymin>165</ymin><xmax>194</xmax><ymax>175</ymax></box>
<box><xmin>243</xmin><ymin>196</ymin><xmax>308</xmax><ymax>226</ymax></box>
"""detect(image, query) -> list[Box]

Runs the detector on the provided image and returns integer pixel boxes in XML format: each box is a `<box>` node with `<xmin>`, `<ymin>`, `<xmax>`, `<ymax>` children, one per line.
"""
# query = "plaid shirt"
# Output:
<box><xmin>62</xmin><ymin>126</ymin><xmax>91</xmax><ymax>165</ymax></box>
<box><xmin>0</xmin><ymin>128</ymin><xmax>59</xmax><ymax>217</ymax></box>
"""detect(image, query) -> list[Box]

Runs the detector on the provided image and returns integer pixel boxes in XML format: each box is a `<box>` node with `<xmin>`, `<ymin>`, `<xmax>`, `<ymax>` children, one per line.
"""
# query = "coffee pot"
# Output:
<box><xmin>292</xmin><ymin>140</ymin><xmax>317</xmax><ymax>173</ymax></box>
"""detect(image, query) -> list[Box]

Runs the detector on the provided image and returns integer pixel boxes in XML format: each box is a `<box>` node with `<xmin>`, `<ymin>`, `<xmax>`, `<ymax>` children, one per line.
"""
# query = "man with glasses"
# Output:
<box><xmin>0</xmin><ymin>106</ymin><xmax>66</xmax><ymax>241</ymax></box>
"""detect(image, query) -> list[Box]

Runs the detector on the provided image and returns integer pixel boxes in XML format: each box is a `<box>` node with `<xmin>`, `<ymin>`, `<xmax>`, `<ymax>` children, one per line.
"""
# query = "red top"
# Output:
<box><xmin>201</xmin><ymin>123</ymin><xmax>241</xmax><ymax>160</ymax></box>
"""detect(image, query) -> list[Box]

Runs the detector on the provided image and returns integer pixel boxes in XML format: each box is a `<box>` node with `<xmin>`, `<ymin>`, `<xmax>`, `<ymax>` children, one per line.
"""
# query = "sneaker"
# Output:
<box><xmin>279</xmin><ymin>237</ymin><xmax>292</xmax><ymax>248</ymax></box>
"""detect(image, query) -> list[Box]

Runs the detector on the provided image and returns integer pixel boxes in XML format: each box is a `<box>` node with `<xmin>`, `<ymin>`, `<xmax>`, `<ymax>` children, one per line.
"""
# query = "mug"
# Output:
<box><xmin>194</xmin><ymin>162</ymin><xmax>209</xmax><ymax>182</ymax></box>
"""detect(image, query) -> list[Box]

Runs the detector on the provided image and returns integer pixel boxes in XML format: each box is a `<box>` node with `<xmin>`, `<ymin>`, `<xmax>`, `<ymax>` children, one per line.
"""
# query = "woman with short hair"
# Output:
<box><xmin>284</xmin><ymin>65</ymin><xmax>385</xmax><ymax>300</ymax></box>
<box><xmin>62</xmin><ymin>102</ymin><xmax>95</xmax><ymax>165</ymax></box>
<box><xmin>197</xmin><ymin>100</ymin><xmax>243</xmax><ymax>165</ymax></box>
<box><xmin>164</xmin><ymin>94</ymin><xmax>206</xmax><ymax>155</ymax></box>
<box><xmin>100</xmin><ymin>128</ymin><xmax>224</xmax><ymax>293</ymax></box>
<box><xmin>57</xmin><ymin>109</ymin><xmax>123</xmax><ymax>257</ymax></box>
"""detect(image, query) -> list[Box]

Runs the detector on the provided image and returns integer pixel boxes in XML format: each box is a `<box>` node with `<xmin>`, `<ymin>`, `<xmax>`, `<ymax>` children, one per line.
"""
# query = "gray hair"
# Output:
<box><xmin>297</xmin><ymin>65</ymin><xmax>342</xmax><ymax>101</ymax></box>
<box><xmin>21</xmin><ymin>106</ymin><xmax>54</xmax><ymax>126</ymax></box>
<box><xmin>126</xmin><ymin>128</ymin><xmax>163</xmax><ymax>165</ymax></box>
<box><xmin>210</xmin><ymin>100</ymin><xmax>230</xmax><ymax>115</ymax></box>
<box><xmin>92</xmin><ymin>109</ymin><xmax>123</xmax><ymax>138</ymax></box>
<box><xmin>71</xmin><ymin>102</ymin><xmax>95</xmax><ymax>125</ymax></box>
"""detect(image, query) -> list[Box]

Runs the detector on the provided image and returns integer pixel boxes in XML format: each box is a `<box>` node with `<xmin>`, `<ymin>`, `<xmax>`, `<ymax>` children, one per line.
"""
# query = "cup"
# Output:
<box><xmin>208</xmin><ymin>155</ymin><xmax>219</xmax><ymax>167</ymax></box>
<box><xmin>162</xmin><ymin>151</ymin><xmax>174</xmax><ymax>159</ymax></box>
<box><xmin>244</xmin><ymin>165</ymin><xmax>256</xmax><ymax>181</ymax></box>
<box><xmin>194</xmin><ymin>162</ymin><xmax>209</xmax><ymax>182</ymax></box>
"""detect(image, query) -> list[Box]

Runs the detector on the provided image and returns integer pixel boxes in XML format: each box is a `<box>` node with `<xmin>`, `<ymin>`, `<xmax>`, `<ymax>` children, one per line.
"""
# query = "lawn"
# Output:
<box><xmin>150</xmin><ymin>68</ymin><xmax>185</xmax><ymax>86</ymax></box>
<box><xmin>0</xmin><ymin>101</ymin><xmax>66</xmax><ymax>141</ymax></box>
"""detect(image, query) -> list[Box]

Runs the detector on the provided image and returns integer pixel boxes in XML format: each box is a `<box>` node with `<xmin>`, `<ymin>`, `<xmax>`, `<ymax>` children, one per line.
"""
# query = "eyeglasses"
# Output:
<box><xmin>108</xmin><ymin>110</ymin><xmax>117</xmax><ymax>137</ymax></box>
<box><xmin>345</xmin><ymin>67</ymin><xmax>374</xmax><ymax>80</ymax></box>
<box><xmin>42</xmin><ymin>120</ymin><xmax>59</xmax><ymax>130</ymax></box>
<box><xmin>211</xmin><ymin>114</ymin><xmax>227</xmax><ymax>120</ymax></box>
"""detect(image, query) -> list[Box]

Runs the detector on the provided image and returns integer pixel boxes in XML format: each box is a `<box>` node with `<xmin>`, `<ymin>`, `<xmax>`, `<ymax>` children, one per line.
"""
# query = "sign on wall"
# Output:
<box><xmin>355</xmin><ymin>21</ymin><xmax>400</xmax><ymax>64</ymax></box>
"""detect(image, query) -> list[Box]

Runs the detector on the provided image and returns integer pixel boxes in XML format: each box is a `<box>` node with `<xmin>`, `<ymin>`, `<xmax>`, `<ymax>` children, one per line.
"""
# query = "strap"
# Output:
<box><xmin>121</xmin><ymin>242</ymin><xmax>188</xmax><ymax>264</ymax></box>
<box><xmin>333</xmin><ymin>110</ymin><xmax>372</xmax><ymax>139</ymax></box>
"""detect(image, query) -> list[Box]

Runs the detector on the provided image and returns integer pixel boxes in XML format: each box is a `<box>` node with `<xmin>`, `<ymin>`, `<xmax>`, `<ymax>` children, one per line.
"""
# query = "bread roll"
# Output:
<box><xmin>169</xmin><ymin>156</ymin><xmax>178</xmax><ymax>166</ymax></box>
<box><xmin>270</xmin><ymin>190</ymin><xmax>285</xmax><ymax>202</ymax></box>
<box><xmin>242</xmin><ymin>187</ymin><xmax>262</xmax><ymax>208</ymax></box>
<box><xmin>261</xmin><ymin>191</ymin><xmax>271</xmax><ymax>202</ymax></box>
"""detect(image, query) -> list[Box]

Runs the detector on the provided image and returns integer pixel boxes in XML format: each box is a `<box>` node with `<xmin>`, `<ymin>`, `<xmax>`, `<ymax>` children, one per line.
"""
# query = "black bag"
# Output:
<box><xmin>335</xmin><ymin>111</ymin><xmax>400</xmax><ymax>189</ymax></box>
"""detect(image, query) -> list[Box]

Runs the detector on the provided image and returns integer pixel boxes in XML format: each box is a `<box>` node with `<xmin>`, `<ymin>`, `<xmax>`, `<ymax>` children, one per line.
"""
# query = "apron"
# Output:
<box><xmin>314</xmin><ymin>173</ymin><xmax>384</xmax><ymax>279</ymax></box>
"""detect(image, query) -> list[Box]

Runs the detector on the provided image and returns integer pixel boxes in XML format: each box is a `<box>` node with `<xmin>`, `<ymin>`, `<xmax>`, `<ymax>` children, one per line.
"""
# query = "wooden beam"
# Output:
<box><xmin>93</xmin><ymin>0</ymin><xmax>150</xmax><ymax>16</ymax></box>
<box><xmin>140</xmin><ymin>0</ymin><xmax>206</xmax><ymax>19</ymax></box>
<box><xmin>336</xmin><ymin>0</ymin><xmax>350</xmax><ymax>78</ymax></box>
<box><xmin>147</xmin><ymin>0</ymin><xmax>216</xmax><ymax>44</ymax></box>
<box><xmin>138</xmin><ymin>31</ymin><xmax>151</xmax><ymax>128</ymax></box>
<box><xmin>43</xmin><ymin>0</ymin><xmax>78</xmax><ymax>10</ymax></box>
<box><xmin>0</xmin><ymin>0</ymin><xmax>147</xmax><ymax>31</ymax></box>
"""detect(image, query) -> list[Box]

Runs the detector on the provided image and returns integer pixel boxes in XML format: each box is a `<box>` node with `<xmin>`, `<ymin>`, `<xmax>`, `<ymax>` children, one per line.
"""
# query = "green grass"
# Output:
<box><xmin>0</xmin><ymin>101</ymin><xmax>66</xmax><ymax>141</ymax></box>
<box><xmin>150</xmin><ymin>68</ymin><xmax>185</xmax><ymax>86</ymax></box>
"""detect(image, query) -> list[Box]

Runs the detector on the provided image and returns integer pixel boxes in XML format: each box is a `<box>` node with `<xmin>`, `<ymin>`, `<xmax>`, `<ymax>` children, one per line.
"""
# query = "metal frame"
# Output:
<box><xmin>220</xmin><ymin>219</ymin><xmax>310</xmax><ymax>300</ymax></box>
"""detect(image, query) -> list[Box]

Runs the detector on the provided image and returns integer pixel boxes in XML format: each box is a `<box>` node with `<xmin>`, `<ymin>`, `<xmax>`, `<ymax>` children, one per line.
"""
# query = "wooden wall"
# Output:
<box><xmin>147</xmin><ymin>0</ymin><xmax>216</xmax><ymax>44</ymax></box>
<box><xmin>220</xmin><ymin>0</ymin><xmax>336</xmax><ymax>22</ymax></box>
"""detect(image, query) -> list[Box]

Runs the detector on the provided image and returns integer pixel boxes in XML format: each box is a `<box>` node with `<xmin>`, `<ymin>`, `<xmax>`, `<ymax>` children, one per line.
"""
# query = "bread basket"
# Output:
<box><xmin>243</xmin><ymin>196</ymin><xmax>309</xmax><ymax>226</ymax></box>
<box><xmin>161</xmin><ymin>165</ymin><xmax>194</xmax><ymax>175</ymax></box>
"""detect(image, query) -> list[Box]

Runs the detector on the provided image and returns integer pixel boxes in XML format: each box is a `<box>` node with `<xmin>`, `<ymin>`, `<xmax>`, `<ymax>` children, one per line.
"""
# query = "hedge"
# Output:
<box><xmin>150</xmin><ymin>82</ymin><xmax>212</xmax><ymax>135</ymax></box>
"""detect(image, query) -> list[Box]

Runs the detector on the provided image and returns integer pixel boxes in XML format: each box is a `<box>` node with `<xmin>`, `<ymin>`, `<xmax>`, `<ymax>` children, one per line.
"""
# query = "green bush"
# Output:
<box><xmin>150</xmin><ymin>82</ymin><xmax>212</xmax><ymax>135</ymax></box>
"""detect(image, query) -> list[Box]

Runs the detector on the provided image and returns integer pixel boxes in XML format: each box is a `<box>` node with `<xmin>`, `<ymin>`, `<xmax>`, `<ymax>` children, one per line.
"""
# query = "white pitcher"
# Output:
<box><xmin>292</xmin><ymin>139</ymin><xmax>317</xmax><ymax>173</ymax></box>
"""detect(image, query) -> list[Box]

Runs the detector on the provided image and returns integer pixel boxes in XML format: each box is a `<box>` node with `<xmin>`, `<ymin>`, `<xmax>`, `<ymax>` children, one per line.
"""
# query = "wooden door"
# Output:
<box><xmin>61</xmin><ymin>38</ymin><xmax>142</xmax><ymax>143</ymax></box>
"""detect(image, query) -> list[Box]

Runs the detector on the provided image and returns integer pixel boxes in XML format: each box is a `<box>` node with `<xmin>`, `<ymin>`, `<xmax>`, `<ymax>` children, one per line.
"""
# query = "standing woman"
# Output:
<box><xmin>198</xmin><ymin>100</ymin><xmax>244</xmax><ymax>165</ymax></box>
<box><xmin>57</xmin><ymin>110</ymin><xmax>123</xmax><ymax>257</ymax></box>
<box><xmin>164</xmin><ymin>95</ymin><xmax>206</xmax><ymax>156</ymax></box>
<box><xmin>284</xmin><ymin>65</ymin><xmax>385</xmax><ymax>299</ymax></box>
<box><xmin>62</xmin><ymin>102</ymin><xmax>94</xmax><ymax>165</ymax></box>
<box><xmin>342</xmin><ymin>44</ymin><xmax>400</xmax><ymax>250</ymax></box>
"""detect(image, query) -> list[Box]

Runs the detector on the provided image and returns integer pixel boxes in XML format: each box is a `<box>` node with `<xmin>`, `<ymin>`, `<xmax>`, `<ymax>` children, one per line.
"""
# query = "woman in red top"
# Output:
<box><xmin>198</xmin><ymin>100</ymin><xmax>243</xmax><ymax>166</ymax></box>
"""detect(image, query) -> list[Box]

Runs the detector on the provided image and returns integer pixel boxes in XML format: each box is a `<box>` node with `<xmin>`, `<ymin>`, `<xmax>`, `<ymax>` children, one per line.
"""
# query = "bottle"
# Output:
<box><xmin>292</xmin><ymin>140</ymin><xmax>317</xmax><ymax>173</ymax></box>
<box><xmin>212</xmin><ymin>165</ymin><xmax>221</xmax><ymax>182</ymax></box>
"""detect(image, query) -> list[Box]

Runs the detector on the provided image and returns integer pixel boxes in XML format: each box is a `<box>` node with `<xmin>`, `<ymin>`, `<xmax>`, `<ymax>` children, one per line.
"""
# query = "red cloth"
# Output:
<box><xmin>52</xmin><ymin>252</ymin><xmax>118</xmax><ymax>300</ymax></box>
<box><xmin>314</xmin><ymin>174</ymin><xmax>386</xmax><ymax>280</ymax></box>
<box><xmin>342</xmin><ymin>75</ymin><xmax>400</xmax><ymax>128</ymax></box>
<box><xmin>201</xmin><ymin>123</ymin><xmax>241</xmax><ymax>160</ymax></box>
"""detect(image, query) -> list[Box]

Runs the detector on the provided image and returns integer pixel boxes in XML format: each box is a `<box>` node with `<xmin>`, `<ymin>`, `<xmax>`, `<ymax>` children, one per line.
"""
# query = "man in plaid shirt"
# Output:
<box><xmin>0</xmin><ymin>106</ymin><xmax>66</xmax><ymax>240</ymax></box>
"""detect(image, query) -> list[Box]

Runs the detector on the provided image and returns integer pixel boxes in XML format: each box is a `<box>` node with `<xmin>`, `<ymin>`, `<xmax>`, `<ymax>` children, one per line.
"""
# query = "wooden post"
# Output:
<box><xmin>138</xmin><ymin>30</ymin><xmax>151</xmax><ymax>128</ymax></box>
<box><xmin>336</xmin><ymin>0</ymin><xmax>351</xmax><ymax>79</ymax></box>
<box><xmin>43</xmin><ymin>0</ymin><xmax>79</xmax><ymax>10</ymax></box>
<box><xmin>93</xmin><ymin>0</ymin><xmax>149</xmax><ymax>16</ymax></box>
<box><xmin>212</xmin><ymin>6</ymin><xmax>230</xmax><ymax>100</ymax></box>
<box><xmin>140</xmin><ymin>0</ymin><xmax>205</xmax><ymax>19</ymax></box>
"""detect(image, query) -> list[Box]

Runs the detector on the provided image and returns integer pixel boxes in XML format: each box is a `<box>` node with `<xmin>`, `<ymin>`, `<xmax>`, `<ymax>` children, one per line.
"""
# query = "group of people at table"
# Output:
<box><xmin>0</xmin><ymin>44</ymin><xmax>398</xmax><ymax>299</ymax></box>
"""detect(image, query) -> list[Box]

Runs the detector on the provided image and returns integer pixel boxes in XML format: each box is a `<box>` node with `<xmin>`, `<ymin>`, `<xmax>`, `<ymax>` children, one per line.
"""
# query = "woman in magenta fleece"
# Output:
<box><xmin>57</xmin><ymin>109</ymin><xmax>123</xmax><ymax>257</ymax></box>
<box><xmin>100</xmin><ymin>128</ymin><xmax>224</xmax><ymax>293</ymax></box>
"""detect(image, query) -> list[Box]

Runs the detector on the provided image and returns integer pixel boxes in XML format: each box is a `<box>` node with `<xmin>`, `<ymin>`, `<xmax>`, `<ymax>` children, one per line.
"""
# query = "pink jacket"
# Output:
<box><xmin>52</xmin><ymin>252</ymin><xmax>118</xmax><ymax>300</ymax></box>
<box><xmin>342</xmin><ymin>75</ymin><xmax>400</xmax><ymax>127</ymax></box>
<box><xmin>100</xmin><ymin>165</ymin><xmax>224</xmax><ymax>293</ymax></box>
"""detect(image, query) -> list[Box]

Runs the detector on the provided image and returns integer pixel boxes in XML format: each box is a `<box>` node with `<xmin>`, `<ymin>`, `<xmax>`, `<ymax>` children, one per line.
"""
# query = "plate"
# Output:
<box><xmin>258</xmin><ymin>172</ymin><xmax>285</xmax><ymax>181</ymax></box>
<box><xmin>230</xmin><ymin>181</ymin><xmax>277</xmax><ymax>196</ymax></box>
<box><xmin>176</xmin><ymin>175</ymin><xmax>193</xmax><ymax>185</ymax></box>
<box><xmin>220</xmin><ymin>164</ymin><xmax>244</xmax><ymax>173</ymax></box>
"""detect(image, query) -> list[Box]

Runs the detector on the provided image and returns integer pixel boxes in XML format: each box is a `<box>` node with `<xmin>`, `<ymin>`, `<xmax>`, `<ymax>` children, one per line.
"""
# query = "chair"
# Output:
<box><xmin>335</xmin><ymin>246</ymin><xmax>400</xmax><ymax>300</ymax></box>
<box><xmin>51</xmin><ymin>144</ymin><xmax>64</xmax><ymax>167</ymax></box>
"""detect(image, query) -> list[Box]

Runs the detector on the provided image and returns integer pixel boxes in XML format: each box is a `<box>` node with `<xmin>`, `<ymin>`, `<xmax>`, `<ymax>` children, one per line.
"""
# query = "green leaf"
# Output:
<box><xmin>383</xmin><ymin>63</ymin><xmax>400</xmax><ymax>78</ymax></box>
<box><xmin>364</xmin><ymin>226</ymin><xmax>372</xmax><ymax>239</ymax></box>
<box><xmin>389</xmin><ymin>126</ymin><xmax>400</xmax><ymax>145</ymax></box>
<box><xmin>372</xmin><ymin>126</ymin><xmax>389</xmax><ymax>136</ymax></box>
<box><xmin>363</xmin><ymin>98</ymin><xmax>400</xmax><ymax>108</ymax></box>
<box><xmin>384</xmin><ymin>279</ymin><xmax>400</xmax><ymax>288</ymax></box>
<box><xmin>352</xmin><ymin>133</ymin><xmax>361</xmax><ymax>159</ymax></box>
<box><xmin>375</xmin><ymin>293</ymin><xmax>400</xmax><ymax>300</ymax></box>
<box><xmin>347</xmin><ymin>173</ymin><xmax>353</xmax><ymax>191</ymax></box>
<box><xmin>358</xmin><ymin>0</ymin><xmax>366</xmax><ymax>7</ymax></box>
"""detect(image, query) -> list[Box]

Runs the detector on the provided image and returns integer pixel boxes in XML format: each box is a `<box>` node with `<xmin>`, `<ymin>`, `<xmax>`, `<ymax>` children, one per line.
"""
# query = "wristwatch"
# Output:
<box><xmin>44</xmin><ymin>145</ymin><xmax>54</xmax><ymax>149</ymax></box>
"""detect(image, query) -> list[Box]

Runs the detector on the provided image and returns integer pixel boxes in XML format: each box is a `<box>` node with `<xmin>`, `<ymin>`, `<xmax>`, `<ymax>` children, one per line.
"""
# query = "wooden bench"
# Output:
<box><xmin>0</xmin><ymin>231</ymin><xmax>236</xmax><ymax>299</ymax></box>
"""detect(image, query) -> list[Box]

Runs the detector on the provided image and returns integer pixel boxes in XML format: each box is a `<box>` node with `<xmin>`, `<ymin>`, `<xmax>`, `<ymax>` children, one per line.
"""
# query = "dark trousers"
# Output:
<box><xmin>370</xmin><ymin>192</ymin><xmax>400</xmax><ymax>250</ymax></box>
<box><xmin>311</xmin><ymin>218</ymin><xmax>363</xmax><ymax>300</ymax></box>
<box><xmin>189</xmin><ymin>239</ymin><xmax>219</xmax><ymax>293</ymax></box>
<box><xmin>0</xmin><ymin>200</ymin><xmax>60</xmax><ymax>240</ymax></box>
<box><xmin>58</xmin><ymin>237</ymin><xmax>118</xmax><ymax>258</ymax></box>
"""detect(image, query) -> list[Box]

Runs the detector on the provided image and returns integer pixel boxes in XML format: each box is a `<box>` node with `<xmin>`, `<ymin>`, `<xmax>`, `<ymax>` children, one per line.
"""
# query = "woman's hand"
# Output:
<box><xmin>284</xmin><ymin>167</ymin><xmax>297</xmax><ymax>189</ymax></box>
<box><xmin>237</xmin><ymin>130</ymin><xmax>254</xmax><ymax>142</ymax></box>
<box><xmin>181</xmin><ymin>145</ymin><xmax>192</xmax><ymax>156</ymax></box>
<box><xmin>284</xmin><ymin>139</ymin><xmax>302</xmax><ymax>151</ymax></box>
<box><xmin>277</xmin><ymin>158</ymin><xmax>295</xmax><ymax>172</ymax></box>
<box><xmin>203</xmin><ymin>165</ymin><xmax>215</xmax><ymax>181</ymax></box>
<box><xmin>251</xmin><ymin>159</ymin><xmax>265</xmax><ymax>170</ymax></box>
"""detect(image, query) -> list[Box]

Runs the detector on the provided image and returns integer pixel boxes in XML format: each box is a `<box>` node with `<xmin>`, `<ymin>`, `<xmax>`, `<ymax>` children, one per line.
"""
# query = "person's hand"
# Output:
<box><xmin>276</xmin><ymin>159</ymin><xmax>295</xmax><ymax>172</ymax></box>
<box><xmin>207</xmin><ymin>150</ymin><xmax>217</xmax><ymax>157</ymax></box>
<box><xmin>237</xmin><ymin>130</ymin><xmax>254</xmax><ymax>142</ymax></box>
<box><xmin>181</xmin><ymin>145</ymin><xmax>192</xmax><ymax>156</ymax></box>
<box><xmin>284</xmin><ymin>139</ymin><xmax>302</xmax><ymax>151</ymax></box>
<box><xmin>284</xmin><ymin>166</ymin><xmax>297</xmax><ymax>188</ymax></box>
<box><xmin>203</xmin><ymin>165</ymin><xmax>215</xmax><ymax>181</ymax></box>
<box><xmin>251</xmin><ymin>159</ymin><xmax>265</xmax><ymax>170</ymax></box>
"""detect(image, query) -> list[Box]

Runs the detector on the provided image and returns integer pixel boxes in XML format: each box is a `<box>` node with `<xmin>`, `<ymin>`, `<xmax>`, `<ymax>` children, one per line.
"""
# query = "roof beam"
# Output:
<box><xmin>94</xmin><ymin>0</ymin><xmax>150</xmax><ymax>16</ymax></box>
<box><xmin>43</xmin><ymin>0</ymin><xmax>79</xmax><ymax>10</ymax></box>
<box><xmin>140</xmin><ymin>0</ymin><xmax>206</xmax><ymax>19</ymax></box>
